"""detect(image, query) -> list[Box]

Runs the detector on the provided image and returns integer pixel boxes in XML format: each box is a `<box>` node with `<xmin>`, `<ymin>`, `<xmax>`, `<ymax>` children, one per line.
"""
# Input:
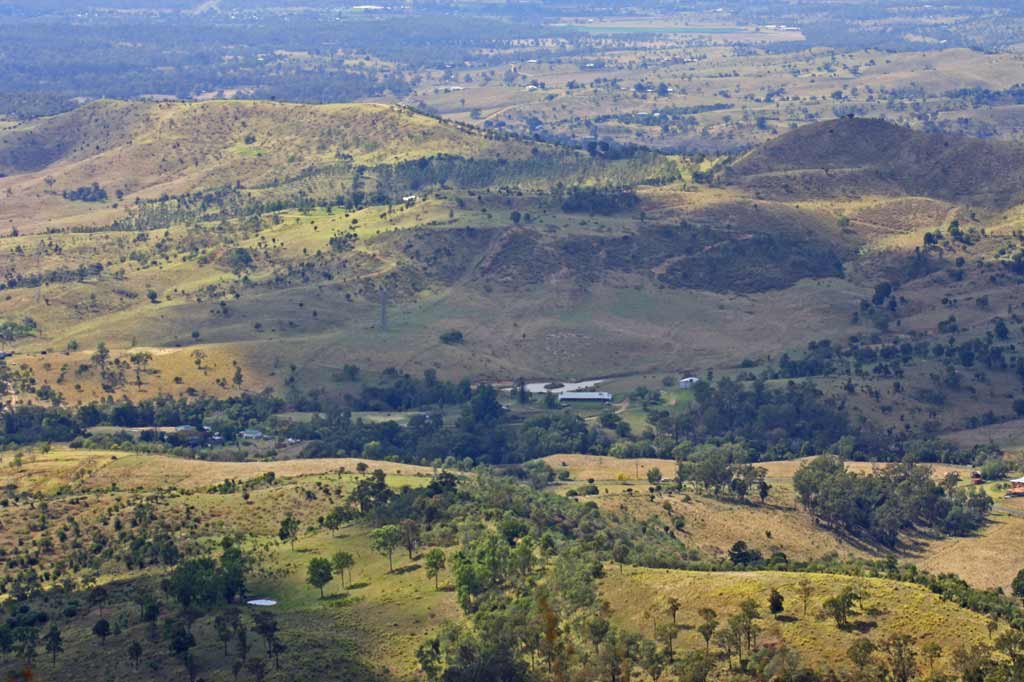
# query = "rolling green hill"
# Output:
<box><xmin>0</xmin><ymin>101</ymin><xmax>853</xmax><ymax>389</ymax></box>
<box><xmin>0</xmin><ymin>100</ymin><xmax>547</xmax><ymax>234</ymax></box>
<box><xmin>3</xmin><ymin>105</ymin><xmax>1024</xmax><ymax>440</ymax></box>
<box><xmin>3</xmin><ymin>107</ymin><xmax>1024</xmax><ymax>681</ymax></box>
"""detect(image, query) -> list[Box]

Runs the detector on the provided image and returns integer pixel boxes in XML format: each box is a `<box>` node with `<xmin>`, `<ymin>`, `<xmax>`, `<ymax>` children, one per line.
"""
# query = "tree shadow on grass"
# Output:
<box><xmin>774</xmin><ymin>615</ymin><xmax>798</xmax><ymax>623</ymax></box>
<box><xmin>815</xmin><ymin>524</ymin><xmax>910</xmax><ymax>556</ymax></box>
<box><xmin>391</xmin><ymin>563</ymin><xmax>421</xmax><ymax>575</ymax></box>
<box><xmin>712</xmin><ymin>497</ymin><xmax>797</xmax><ymax>513</ymax></box>
<box><xmin>842</xmin><ymin>620</ymin><xmax>878</xmax><ymax>634</ymax></box>
<box><xmin>323</xmin><ymin>592</ymin><xmax>353</xmax><ymax>603</ymax></box>
<box><xmin>347</xmin><ymin>582</ymin><xmax>370</xmax><ymax>590</ymax></box>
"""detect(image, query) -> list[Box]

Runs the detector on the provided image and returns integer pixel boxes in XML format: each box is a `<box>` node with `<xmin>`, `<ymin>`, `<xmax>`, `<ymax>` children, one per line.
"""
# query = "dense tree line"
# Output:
<box><xmin>559</xmin><ymin>185</ymin><xmax>640</xmax><ymax>215</ymax></box>
<box><xmin>0</xmin><ymin>392</ymin><xmax>288</xmax><ymax>445</ymax></box>
<box><xmin>0</xmin><ymin>317</ymin><xmax>38</xmax><ymax>344</ymax></box>
<box><xmin>349</xmin><ymin>369</ymin><xmax>473</xmax><ymax>411</ymax></box>
<box><xmin>61</xmin><ymin>184</ymin><xmax>107</xmax><ymax>203</ymax></box>
<box><xmin>793</xmin><ymin>456</ymin><xmax>992</xmax><ymax>546</ymax></box>
<box><xmin>297</xmin><ymin>385</ymin><xmax>605</xmax><ymax>465</ymax></box>
<box><xmin>382</xmin><ymin>151</ymin><xmax>678</xmax><ymax>196</ymax></box>
<box><xmin>75</xmin><ymin>392</ymin><xmax>284</xmax><ymax>433</ymax></box>
<box><xmin>651</xmin><ymin>378</ymin><xmax>849</xmax><ymax>457</ymax></box>
<box><xmin>0</xmin><ymin>404</ymin><xmax>80</xmax><ymax>445</ymax></box>
<box><xmin>775</xmin><ymin>330</ymin><xmax>1020</xmax><ymax>381</ymax></box>
<box><xmin>0</xmin><ymin>263</ymin><xmax>104</xmax><ymax>291</ymax></box>
<box><xmin>674</xmin><ymin>443</ymin><xmax>772</xmax><ymax>503</ymax></box>
<box><xmin>946</xmin><ymin>85</ymin><xmax>1024</xmax><ymax>108</ymax></box>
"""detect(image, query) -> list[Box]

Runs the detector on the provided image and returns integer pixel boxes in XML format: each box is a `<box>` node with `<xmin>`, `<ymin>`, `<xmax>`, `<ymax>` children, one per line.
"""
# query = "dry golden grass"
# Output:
<box><xmin>546</xmin><ymin>454</ymin><xmax>1014</xmax><ymax>588</ymax></box>
<box><xmin>603</xmin><ymin>567</ymin><xmax>997</xmax><ymax>675</ymax></box>
<box><xmin>912</xmin><ymin>512</ymin><xmax>1024</xmax><ymax>591</ymax></box>
<box><xmin>541</xmin><ymin>454</ymin><xmax>971</xmax><ymax>483</ymax></box>
<box><xmin>943</xmin><ymin>418</ymin><xmax>1024</xmax><ymax>452</ymax></box>
<box><xmin>92</xmin><ymin>454</ymin><xmax>436</xmax><ymax>491</ymax></box>
<box><xmin>0</xmin><ymin>448</ymin><xmax>103</xmax><ymax>495</ymax></box>
<box><xmin>588</xmin><ymin>481</ymin><xmax>871</xmax><ymax>562</ymax></box>
<box><xmin>845</xmin><ymin>196</ymin><xmax>955</xmax><ymax>227</ymax></box>
<box><xmin>0</xmin><ymin>99</ymin><xmax>538</xmax><ymax>233</ymax></box>
<box><xmin>0</xmin><ymin>446</ymin><xmax>436</xmax><ymax>493</ymax></box>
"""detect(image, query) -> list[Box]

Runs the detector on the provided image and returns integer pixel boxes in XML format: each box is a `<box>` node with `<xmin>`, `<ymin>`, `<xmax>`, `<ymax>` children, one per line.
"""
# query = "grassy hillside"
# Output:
<box><xmin>543</xmin><ymin>454</ymin><xmax>1024</xmax><ymax>592</ymax></box>
<box><xmin>0</xmin><ymin>447</ymin><xmax>458</xmax><ymax>681</ymax></box>
<box><xmin>0</xmin><ymin>447</ymin><xmax>426</xmax><ymax>495</ymax></box>
<box><xmin>0</xmin><ymin>100</ymin><xmax>538</xmax><ymax>233</ymax></box>
<box><xmin>2</xmin><ymin>444</ymin><xmax>1018</xmax><ymax>682</ymax></box>
<box><xmin>730</xmin><ymin>117</ymin><xmax>1024</xmax><ymax>209</ymax></box>
<box><xmin>3</xmin><ymin>104</ymin><xmax>1024</xmax><ymax>444</ymax></box>
<box><xmin>0</xmin><ymin>102</ymin><xmax>864</xmax><ymax>398</ymax></box>
<box><xmin>603</xmin><ymin>568</ymin><xmax>998</xmax><ymax>676</ymax></box>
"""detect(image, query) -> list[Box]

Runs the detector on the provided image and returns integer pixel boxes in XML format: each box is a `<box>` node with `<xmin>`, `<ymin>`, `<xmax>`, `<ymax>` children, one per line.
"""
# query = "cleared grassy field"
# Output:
<box><xmin>539</xmin><ymin>453</ymin><xmax>971</xmax><ymax>483</ymax></box>
<box><xmin>588</xmin><ymin>480</ymin><xmax>874</xmax><ymax>561</ymax></box>
<box><xmin>0</xmin><ymin>447</ymin><xmax>435</xmax><ymax>493</ymax></box>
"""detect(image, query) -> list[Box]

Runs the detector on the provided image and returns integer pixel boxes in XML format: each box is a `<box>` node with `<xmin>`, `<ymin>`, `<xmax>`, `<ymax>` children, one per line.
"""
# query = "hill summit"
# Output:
<box><xmin>730</xmin><ymin>116</ymin><xmax>1024</xmax><ymax>208</ymax></box>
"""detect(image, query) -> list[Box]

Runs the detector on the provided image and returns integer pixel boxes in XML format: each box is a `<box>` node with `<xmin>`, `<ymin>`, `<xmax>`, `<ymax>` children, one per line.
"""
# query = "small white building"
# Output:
<box><xmin>239</xmin><ymin>429</ymin><xmax>265</xmax><ymax>439</ymax></box>
<box><xmin>558</xmin><ymin>391</ymin><xmax>613</xmax><ymax>403</ymax></box>
<box><xmin>679</xmin><ymin>377</ymin><xmax>701</xmax><ymax>389</ymax></box>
